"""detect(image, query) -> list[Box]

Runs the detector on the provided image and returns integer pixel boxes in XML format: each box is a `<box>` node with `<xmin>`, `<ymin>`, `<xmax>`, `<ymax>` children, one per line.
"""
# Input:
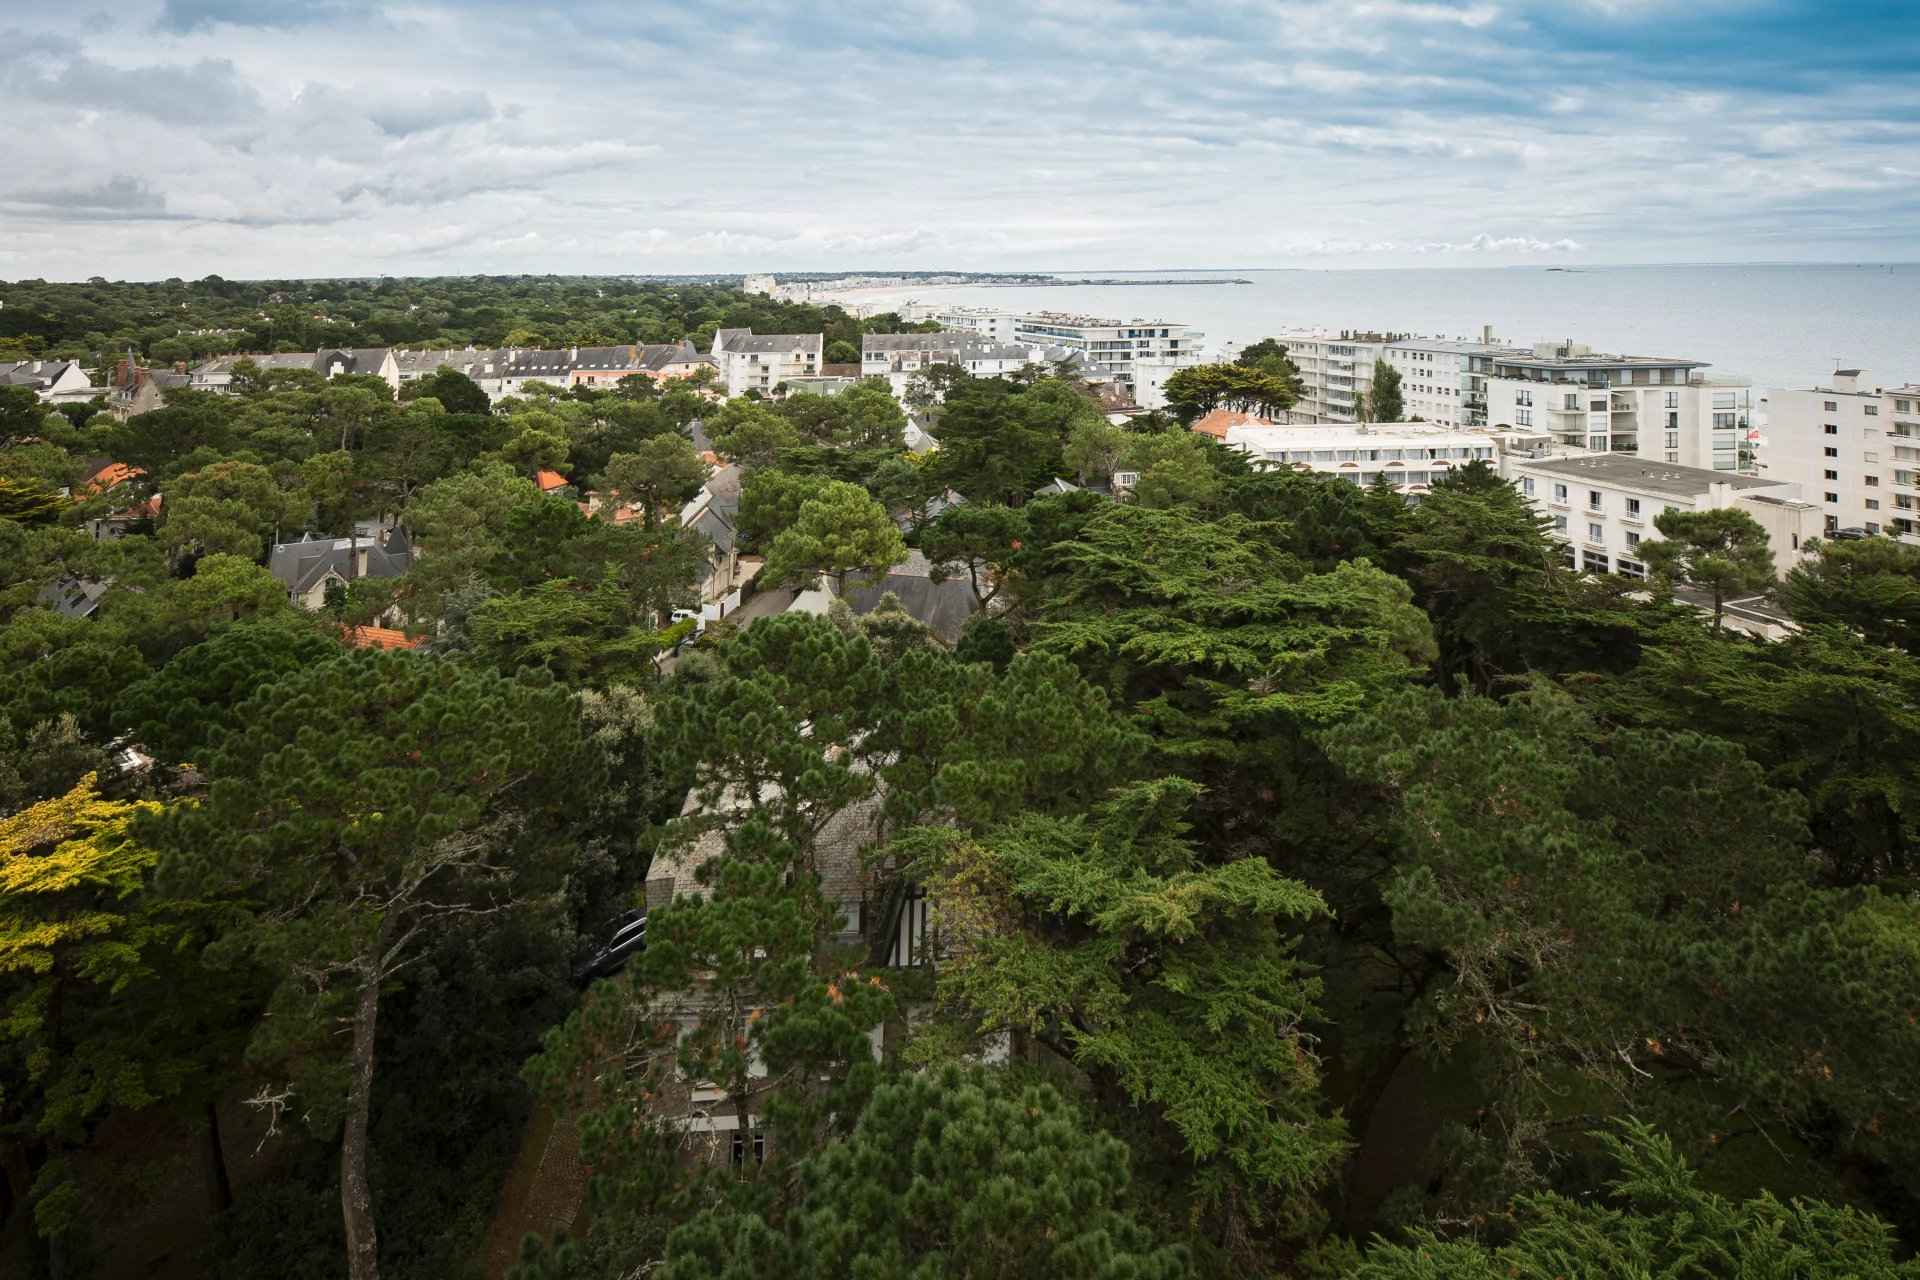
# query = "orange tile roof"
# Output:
<box><xmin>1189</xmin><ymin>408</ymin><xmax>1277</xmax><ymax>439</ymax></box>
<box><xmin>341</xmin><ymin>626</ymin><xmax>427</xmax><ymax>651</ymax></box>
<box><xmin>86</xmin><ymin>462</ymin><xmax>144</xmax><ymax>492</ymax></box>
<box><xmin>535</xmin><ymin>469</ymin><xmax>570</xmax><ymax>492</ymax></box>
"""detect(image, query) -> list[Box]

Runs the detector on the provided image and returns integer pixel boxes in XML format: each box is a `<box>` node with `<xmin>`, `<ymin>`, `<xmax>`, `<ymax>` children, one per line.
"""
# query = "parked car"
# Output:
<box><xmin>573</xmin><ymin>909</ymin><xmax>647</xmax><ymax>985</ymax></box>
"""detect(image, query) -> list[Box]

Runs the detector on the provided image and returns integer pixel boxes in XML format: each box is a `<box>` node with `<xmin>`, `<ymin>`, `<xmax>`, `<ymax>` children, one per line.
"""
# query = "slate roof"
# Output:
<box><xmin>839</xmin><ymin>550</ymin><xmax>979</xmax><ymax>644</ymax></box>
<box><xmin>0</xmin><ymin>359</ymin><xmax>79</xmax><ymax>387</ymax></box>
<box><xmin>269</xmin><ymin>531</ymin><xmax>414</xmax><ymax>596</ymax></box>
<box><xmin>40</xmin><ymin>577</ymin><xmax>109</xmax><ymax>620</ymax></box>
<box><xmin>730</xmin><ymin>334</ymin><xmax>822</xmax><ymax>355</ymax></box>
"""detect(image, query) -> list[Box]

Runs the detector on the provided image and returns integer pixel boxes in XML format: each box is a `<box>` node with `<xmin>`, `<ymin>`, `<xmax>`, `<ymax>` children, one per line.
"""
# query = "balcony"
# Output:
<box><xmin>1610</xmin><ymin>435</ymin><xmax>1639</xmax><ymax>451</ymax></box>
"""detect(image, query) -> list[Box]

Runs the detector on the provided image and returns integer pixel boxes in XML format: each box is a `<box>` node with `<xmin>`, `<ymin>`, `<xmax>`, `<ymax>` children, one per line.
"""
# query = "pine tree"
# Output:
<box><xmin>147</xmin><ymin>652</ymin><xmax>601</xmax><ymax>1280</ymax></box>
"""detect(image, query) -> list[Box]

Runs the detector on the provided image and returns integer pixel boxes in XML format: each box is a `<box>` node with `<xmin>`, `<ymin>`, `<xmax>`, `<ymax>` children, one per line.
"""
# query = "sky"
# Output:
<box><xmin>1</xmin><ymin>0</ymin><xmax>1917</xmax><ymax>279</ymax></box>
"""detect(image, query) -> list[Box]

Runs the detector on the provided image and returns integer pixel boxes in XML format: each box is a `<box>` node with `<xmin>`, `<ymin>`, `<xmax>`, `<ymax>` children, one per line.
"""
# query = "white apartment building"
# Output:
<box><xmin>740</xmin><ymin>274</ymin><xmax>777</xmax><ymax>296</ymax></box>
<box><xmin>714</xmin><ymin>331</ymin><xmax>824</xmax><ymax>397</ymax></box>
<box><xmin>930</xmin><ymin>305</ymin><xmax>1021</xmax><ymax>344</ymax></box>
<box><xmin>1260</xmin><ymin>331</ymin><xmax>1396</xmax><ymax>424</ymax></box>
<box><xmin>1484</xmin><ymin>341</ymin><xmax>1748</xmax><ymax>473</ymax></box>
<box><xmin>1220</xmin><ymin>421</ymin><xmax>1498</xmax><ymax>493</ymax></box>
<box><xmin>1507</xmin><ymin>451</ymin><xmax>1814</xmax><ymax>580</ymax></box>
<box><xmin>1009</xmin><ymin>312</ymin><xmax>1204</xmax><ymax>394</ymax></box>
<box><xmin>859</xmin><ymin>333</ymin><xmax>1053</xmax><ymax>399</ymax></box>
<box><xmin>1384</xmin><ymin>335</ymin><xmax>1527</xmax><ymax>428</ymax></box>
<box><xmin>1759</xmin><ymin>369</ymin><xmax>1920</xmax><ymax>542</ymax></box>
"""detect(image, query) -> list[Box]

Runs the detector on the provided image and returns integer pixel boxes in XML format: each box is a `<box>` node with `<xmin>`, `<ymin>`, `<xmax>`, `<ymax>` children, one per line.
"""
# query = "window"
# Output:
<box><xmin>1713</xmin><ymin>412</ymin><xmax>1736</xmax><ymax>429</ymax></box>
<box><xmin>1899</xmin><ymin>399</ymin><xmax>1913</xmax><ymax>413</ymax></box>
<box><xmin>1665</xmin><ymin>451</ymin><xmax>1679</xmax><ymax>463</ymax></box>
<box><xmin>1825</xmin><ymin>424</ymin><xmax>1838</xmax><ymax>435</ymax></box>
<box><xmin>1553</xmin><ymin>514</ymin><xmax>1568</xmax><ymax>533</ymax></box>
<box><xmin>1825</xmin><ymin>447</ymin><xmax>1839</xmax><ymax>457</ymax></box>
<box><xmin>1616</xmin><ymin>558</ymin><xmax>1646</xmax><ymax>579</ymax></box>
<box><xmin>1866</xmin><ymin>499</ymin><xmax>1881</xmax><ymax>510</ymax></box>
<box><xmin>1582</xmin><ymin>550</ymin><xmax>1609</xmax><ymax>574</ymax></box>
<box><xmin>1865</xmin><ymin>405</ymin><xmax>1879</xmax><ymax>416</ymax></box>
<box><xmin>731</xmin><ymin>1129</ymin><xmax>766</xmax><ymax>1168</ymax></box>
<box><xmin>1825</xmin><ymin>470</ymin><xmax>1839</xmax><ymax>480</ymax></box>
<box><xmin>1666</xmin><ymin>412</ymin><xmax>1679</xmax><ymax>429</ymax></box>
<box><xmin>1588</xmin><ymin>490</ymin><xmax>1603</xmax><ymax>510</ymax></box>
<box><xmin>1553</xmin><ymin>483</ymin><xmax>1568</xmax><ymax>503</ymax></box>
<box><xmin>1826</xmin><ymin>492</ymin><xmax>1839</xmax><ymax>503</ymax></box>
<box><xmin>1666</xmin><ymin>431</ymin><xmax>1680</xmax><ymax>449</ymax></box>
<box><xmin>1825</xmin><ymin>400</ymin><xmax>1838</xmax><ymax>411</ymax></box>
<box><xmin>1564</xmin><ymin>393</ymin><xmax>1580</xmax><ymax>410</ymax></box>
<box><xmin>1625</xmin><ymin>530</ymin><xmax>1641</xmax><ymax>548</ymax></box>
<box><xmin>1625</xmin><ymin>498</ymin><xmax>1641</xmax><ymax>517</ymax></box>
<box><xmin>1865</xmin><ymin>475</ymin><xmax>1880</xmax><ymax>486</ymax></box>
<box><xmin>1521</xmin><ymin>476</ymin><xmax>1535</xmax><ymax>496</ymax></box>
<box><xmin>1588</xmin><ymin>522</ymin><xmax>1604</xmax><ymax>543</ymax></box>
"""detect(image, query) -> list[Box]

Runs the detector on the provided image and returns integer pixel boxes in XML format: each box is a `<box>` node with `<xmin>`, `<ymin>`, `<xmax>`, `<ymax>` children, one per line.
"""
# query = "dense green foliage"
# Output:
<box><xmin>3</xmin><ymin>277</ymin><xmax>1917</xmax><ymax>1280</ymax></box>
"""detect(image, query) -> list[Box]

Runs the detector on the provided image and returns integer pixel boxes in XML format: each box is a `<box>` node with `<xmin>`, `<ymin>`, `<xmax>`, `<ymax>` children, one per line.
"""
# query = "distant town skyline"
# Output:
<box><xmin>2</xmin><ymin>0</ymin><xmax>1917</xmax><ymax>279</ymax></box>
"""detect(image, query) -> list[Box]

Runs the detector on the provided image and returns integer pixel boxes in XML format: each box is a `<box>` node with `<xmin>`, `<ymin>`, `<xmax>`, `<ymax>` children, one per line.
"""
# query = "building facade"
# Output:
<box><xmin>1256</xmin><ymin>331</ymin><xmax>1396</xmax><ymax>424</ymax></box>
<box><xmin>1007</xmin><ymin>312</ymin><xmax>1203</xmax><ymax>394</ymax></box>
<box><xmin>1219</xmin><ymin>421</ymin><xmax>1499</xmax><ymax>494</ymax></box>
<box><xmin>1506</xmin><ymin>451</ymin><xmax>1813</xmax><ymax>580</ymax></box>
<box><xmin>1383</xmin><ymin>335</ymin><xmax>1526</xmax><ymax>428</ymax></box>
<box><xmin>715</xmin><ymin>331</ymin><xmax>824</xmax><ymax>397</ymax></box>
<box><xmin>1759</xmin><ymin>370</ymin><xmax>1920</xmax><ymax>541</ymax></box>
<box><xmin>1483</xmin><ymin>341</ymin><xmax>1748</xmax><ymax>473</ymax></box>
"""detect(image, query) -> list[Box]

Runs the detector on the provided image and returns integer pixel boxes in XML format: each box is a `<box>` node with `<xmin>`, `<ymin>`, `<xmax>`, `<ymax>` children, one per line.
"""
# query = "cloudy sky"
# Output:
<box><xmin>2</xmin><ymin>0</ymin><xmax>1917</xmax><ymax>279</ymax></box>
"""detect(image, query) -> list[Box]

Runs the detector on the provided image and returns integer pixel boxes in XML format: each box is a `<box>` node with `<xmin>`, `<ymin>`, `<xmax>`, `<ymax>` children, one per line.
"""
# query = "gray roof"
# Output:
<box><xmin>393</xmin><ymin>347</ymin><xmax>484</xmax><ymax>374</ymax></box>
<box><xmin>39</xmin><ymin>577</ymin><xmax>109</xmax><ymax>620</ymax></box>
<box><xmin>198</xmin><ymin>349</ymin><xmax>391</xmax><ymax>377</ymax></box>
<box><xmin>686</xmin><ymin>502</ymin><xmax>736</xmax><ymax>556</ymax></box>
<box><xmin>840</xmin><ymin>550</ymin><xmax>979</xmax><ymax>644</ymax></box>
<box><xmin>0</xmin><ymin>359</ymin><xmax>78</xmax><ymax>386</ymax></box>
<box><xmin>269</xmin><ymin>531</ymin><xmax>413</xmax><ymax>596</ymax></box>
<box><xmin>730</xmin><ymin>333</ymin><xmax>822</xmax><ymax>355</ymax></box>
<box><xmin>863</xmin><ymin>333</ymin><xmax>967</xmax><ymax>353</ymax></box>
<box><xmin>1515</xmin><ymin>453</ymin><xmax>1783</xmax><ymax>499</ymax></box>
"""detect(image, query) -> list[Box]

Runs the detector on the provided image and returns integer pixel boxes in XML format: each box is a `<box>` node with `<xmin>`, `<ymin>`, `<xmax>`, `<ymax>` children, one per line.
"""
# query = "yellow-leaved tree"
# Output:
<box><xmin>1</xmin><ymin>776</ymin><xmax>248</xmax><ymax>1261</ymax></box>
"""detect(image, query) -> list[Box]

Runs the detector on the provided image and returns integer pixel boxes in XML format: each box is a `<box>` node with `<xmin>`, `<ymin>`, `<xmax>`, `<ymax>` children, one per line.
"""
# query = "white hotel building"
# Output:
<box><xmin>1759</xmin><ymin>370</ymin><xmax>1920</xmax><ymax>542</ymax></box>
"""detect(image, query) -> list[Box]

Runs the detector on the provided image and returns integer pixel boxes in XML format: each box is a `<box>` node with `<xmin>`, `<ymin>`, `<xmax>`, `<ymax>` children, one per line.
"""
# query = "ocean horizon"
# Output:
<box><xmin>839</xmin><ymin>263</ymin><xmax>1920</xmax><ymax>394</ymax></box>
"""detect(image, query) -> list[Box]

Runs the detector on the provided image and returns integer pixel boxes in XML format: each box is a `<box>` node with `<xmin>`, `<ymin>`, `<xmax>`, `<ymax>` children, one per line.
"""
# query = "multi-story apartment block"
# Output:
<box><xmin>1258</xmin><ymin>331</ymin><xmax>1396</xmax><ymax>424</ymax></box>
<box><xmin>1484</xmin><ymin>341</ymin><xmax>1749</xmax><ymax>472</ymax></box>
<box><xmin>1760</xmin><ymin>370</ymin><xmax>1920</xmax><ymax>541</ymax></box>
<box><xmin>929</xmin><ymin>305</ymin><xmax>1021</xmax><ymax>344</ymax></box>
<box><xmin>740</xmin><ymin>274</ymin><xmax>777</xmax><ymax>296</ymax></box>
<box><xmin>859</xmin><ymin>333</ymin><xmax>1058</xmax><ymax>399</ymax></box>
<box><xmin>1384</xmin><ymin>334</ymin><xmax>1530</xmax><ymax>428</ymax></box>
<box><xmin>1505</xmin><ymin>451</ymin><xmax>1814</xmax><ymax>580</ymax></box>
<box><xmin>713</xmin><ymin>330</ymin><xmax>824</xmax><ymax>397</ymax></box>
<box><xmin>1217</xmin><ymin>421</ymin><xmax>1499</xmax><ymax>493</ymax></box>
<box><xmin>1008</xmin><ymin>311</ymin><xmax>1203</xmax><ymax>394</ymax></box>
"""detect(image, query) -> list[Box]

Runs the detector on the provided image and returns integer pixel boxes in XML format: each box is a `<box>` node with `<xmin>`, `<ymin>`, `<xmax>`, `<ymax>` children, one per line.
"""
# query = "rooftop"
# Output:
<box><xmin>1514</xmin><ymin>452</ymin><xmax>1785</xmax><ymax>499</ymax></box>
<box><xmin>1224</xmin><ymin>421</ymin><xmax>1497</xmax><ymax>451</ymax></box>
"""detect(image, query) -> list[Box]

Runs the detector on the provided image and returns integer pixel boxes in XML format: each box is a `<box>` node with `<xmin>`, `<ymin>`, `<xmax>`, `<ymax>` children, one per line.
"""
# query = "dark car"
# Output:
<box><xmin>573</xmin><ymin>909</ymin><xmax>647</xmax><ymax>985</ymax></box>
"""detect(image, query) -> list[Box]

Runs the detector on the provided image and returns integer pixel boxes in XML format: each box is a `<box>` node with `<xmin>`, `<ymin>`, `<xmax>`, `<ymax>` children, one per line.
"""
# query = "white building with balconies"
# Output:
<box><xmin>714</xmin><ymin>331</ymin><xmax>823</xmax><ymax>397</ymax></box>
<box><xmin>1484</xmin><ymin>341</ymin><xmax>1749</xmax><ymax>473</ymax></box>
<box><xmin>1219</xmin><ymin>421</ymin><xmax>1498</xmax><ymax>495</ymax></box>
<box><xmin>1008</xmin><ymin>312</ymin><xmax>1203</xmax><ymax>396</ymax></box>
<box><xmin>1508</xmin><ymin>450</ymin><xmax>1814</xmax><ymax>581</ymax></box>
<box><xmin>1758</xmin><ymin>369</ymin><xmax>1920</xmax><ymax>542</ymax></box>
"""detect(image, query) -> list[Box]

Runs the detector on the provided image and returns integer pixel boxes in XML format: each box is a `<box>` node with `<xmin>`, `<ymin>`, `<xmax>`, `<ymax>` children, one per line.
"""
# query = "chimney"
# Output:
<box><xmin>569</xmin><ymin>346</ymin><xmax>579</xmax><ymax>362</ymax></box>
<box><xmin>356</xmin><ymin>547</ymin><xmax>370</xmax><ymax>577</ymax></box>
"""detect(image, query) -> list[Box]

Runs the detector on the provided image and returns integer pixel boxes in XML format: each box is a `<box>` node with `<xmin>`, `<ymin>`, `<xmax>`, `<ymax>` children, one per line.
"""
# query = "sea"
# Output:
<box><xmin>834</xmin><ymin>264</ymin><xmax>1918</xmax><ymax>395</ymax></box>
